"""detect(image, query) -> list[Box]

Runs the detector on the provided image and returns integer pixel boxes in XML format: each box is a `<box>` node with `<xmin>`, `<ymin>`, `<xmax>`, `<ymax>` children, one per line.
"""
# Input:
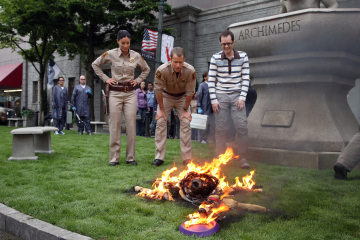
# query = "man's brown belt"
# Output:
<box><xmin>163</xmin><ymin>90</ymin><xmax>186</xmax><ymax>98</ymax></box>
<box><xmin>109</xmin><ymin>83</ymin><xmax>135</xmax><ymax>92</ymax></box>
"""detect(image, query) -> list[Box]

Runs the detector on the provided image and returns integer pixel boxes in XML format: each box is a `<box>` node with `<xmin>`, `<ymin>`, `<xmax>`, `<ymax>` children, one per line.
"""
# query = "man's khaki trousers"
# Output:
<box><xmin>109</xmin><ymin>90</ymin><xmax>137</xmax><ymax>163</ymax></box>
<box><xmin>155</xmin><ymin>96</ymin><xmax>191</xmax><ymax>161</ymax></box>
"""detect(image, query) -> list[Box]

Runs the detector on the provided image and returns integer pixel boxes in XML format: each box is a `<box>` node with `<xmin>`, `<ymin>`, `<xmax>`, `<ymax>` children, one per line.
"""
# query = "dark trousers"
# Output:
<box><xmin>136</xmin><ymin>107</ymin><xmax>147</xmax><ymax>136</ymax></box>
<box><xmin>54</xmin><ymin>108</ymin><xmax>66</xmax><ymax>131</ymax></box>
<box><xmin>77</xmin><ymin>116</ymin><xmax>91</xmax><ymax>133</ymax></box>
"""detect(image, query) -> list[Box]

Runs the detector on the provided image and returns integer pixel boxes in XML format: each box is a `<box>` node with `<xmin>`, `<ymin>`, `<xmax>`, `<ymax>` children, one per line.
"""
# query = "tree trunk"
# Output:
<box><xmin>39</xmin><ymin>67</ymin><xmax>45</xmax><ymax>126</ymax></box>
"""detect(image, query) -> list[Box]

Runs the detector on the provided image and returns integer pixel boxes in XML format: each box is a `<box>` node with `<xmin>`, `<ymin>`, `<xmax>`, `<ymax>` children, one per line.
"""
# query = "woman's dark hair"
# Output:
<box><xmin>117</xmin><ymin>30</ymin><xmax>131</xmax><ymax>40</ymax></box>
<box><xmin>202</xmin><ymin>71</ymin><xmax>209</xmax><ymax>83</ymax></box>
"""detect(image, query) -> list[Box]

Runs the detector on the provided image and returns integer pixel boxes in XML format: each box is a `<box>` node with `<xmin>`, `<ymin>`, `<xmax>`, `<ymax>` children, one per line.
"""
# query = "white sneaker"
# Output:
<box><xmin>201</xmin><ymin>140</ymin><xmax>207</xmax><ymax>144</ymax></box>
<box><xmin>59</xmin><ymin>131</ymin><xmax>65</xmax><ymax>135</ymax></box>
<box><xmin>239</xmin><ymin>158</ymin><xmax>250</xmax><ymax>169</ymax></box>
<box><xmin>54</xmin><ymin>131</ymin><xmax>59</xmax><ymax>135</ymax></box>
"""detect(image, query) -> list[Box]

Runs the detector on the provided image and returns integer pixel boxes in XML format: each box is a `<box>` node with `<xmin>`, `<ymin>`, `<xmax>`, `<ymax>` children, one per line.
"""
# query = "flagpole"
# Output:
<box><xmin>155</xmin><ymin>0</ymin><xmax>164</xmax><ymax>72</ymax></box>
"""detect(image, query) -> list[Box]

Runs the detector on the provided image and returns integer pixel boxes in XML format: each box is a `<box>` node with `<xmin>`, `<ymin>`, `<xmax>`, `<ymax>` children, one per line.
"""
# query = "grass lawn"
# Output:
<box><xmin>1</xmin><ymin>126</ymin><xmax>360</xmax><ymax>240</ymax></box>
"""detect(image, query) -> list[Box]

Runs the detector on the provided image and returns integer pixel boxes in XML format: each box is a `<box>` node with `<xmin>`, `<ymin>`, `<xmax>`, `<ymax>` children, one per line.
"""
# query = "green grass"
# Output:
<box><xmin>1</xmin><ymin>126</ymin><xmax>360</xmax><ymax>240</ymax></box>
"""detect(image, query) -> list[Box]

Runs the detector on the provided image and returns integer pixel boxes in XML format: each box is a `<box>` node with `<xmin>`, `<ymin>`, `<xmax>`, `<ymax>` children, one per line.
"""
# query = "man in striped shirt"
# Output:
<box><xmin>209</xmin><ymin>30</ymin><xmax>250</xmax><ymax>169</ymax></box>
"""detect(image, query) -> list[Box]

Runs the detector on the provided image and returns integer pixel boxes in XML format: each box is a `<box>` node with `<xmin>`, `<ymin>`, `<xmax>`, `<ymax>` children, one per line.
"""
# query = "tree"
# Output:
<box><xmin>61</xmin><ymin>0</ymin><xmax>172</xmax><ymax>120</ymax></box>
<box><xmin>0</xmin><ymin>0</ymin><xmax>77</xmax><ymax>125</ymax></box>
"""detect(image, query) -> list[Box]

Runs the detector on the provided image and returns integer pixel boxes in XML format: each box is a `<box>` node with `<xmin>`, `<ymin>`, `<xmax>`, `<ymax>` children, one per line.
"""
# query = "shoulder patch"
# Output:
<box><xmin>156</xmin><ymin>70</ymin><xmax>162</xmax><ymax>79</ymax></box>
<box><xmin>141</xmin><ymin>56</ymin><xmax>145</xmax><ymax>61</ymax></box>
<box><xmin>101</xmin><ymin>51</ymin><xmax>108</xmax><ymax>58</ymax></box>
<box><xmin>192</xmin><ymin>71</ymin><xmax>196</xmax><ymax>81</ymax></box>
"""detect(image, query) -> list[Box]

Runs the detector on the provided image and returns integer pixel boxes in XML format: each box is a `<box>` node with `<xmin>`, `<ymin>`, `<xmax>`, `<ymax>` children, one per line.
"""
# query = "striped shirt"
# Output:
<box><xmin>208</xmin><ymin>49</ymin><xmax>250</xmax><ymax>104</ymax></box>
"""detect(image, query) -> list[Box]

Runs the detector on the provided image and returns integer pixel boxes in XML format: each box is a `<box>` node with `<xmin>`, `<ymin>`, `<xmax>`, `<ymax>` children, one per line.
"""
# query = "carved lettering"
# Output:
<box><xmin>283</xmin><ymin>22</ymin><xmax>290</xmax><ymax>33</ymax></box>
<box><xmin>258</xmin><ymin>26</ymin><xmax>266</xmax><ymax>37</ymax></box>
<box><xmin>245</xmin><ymin>29</ymin><xmax>251</xmax><ymax>39</ymax></box>
<box><xmin>239</xmin><ymin>31</ymin><xmax>245</xmax><ymax>40</ymax></box>
<box><xmin>237</xmin><ymin>20</ymin><xmax>301</xmax><ymax>41</ymax></box>
<box><xmin>296</xmin><ymin>20</ymin><xmax>301</xmax><ymax>31</ymax></box>
<box><xmin>251</xmin><ymin>28</ymin><xmax>257</xmax><ymax>38</ymax></box>
<box><xmin>269</xmin><ymin>25</ymin><xmax>277</xmax><ymax>35</ymax></box>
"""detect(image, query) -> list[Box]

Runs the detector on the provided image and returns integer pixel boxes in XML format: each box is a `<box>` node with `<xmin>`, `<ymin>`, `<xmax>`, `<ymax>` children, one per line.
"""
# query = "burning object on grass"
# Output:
<box><xmin>134</xmin><ymin>148</ymin><xmax>266</xmax><ymax>236</ymax></box>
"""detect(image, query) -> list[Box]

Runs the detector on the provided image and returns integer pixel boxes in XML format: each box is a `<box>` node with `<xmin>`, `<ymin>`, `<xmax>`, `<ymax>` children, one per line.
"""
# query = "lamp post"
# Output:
<box><xmin>155</xmin><ymin>0</ymin><xmax>164</xmax><ymax>71</ymax></box>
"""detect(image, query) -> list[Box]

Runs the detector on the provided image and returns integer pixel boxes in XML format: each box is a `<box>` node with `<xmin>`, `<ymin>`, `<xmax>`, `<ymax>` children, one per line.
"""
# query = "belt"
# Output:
<box><xmin>110</xmin><ymin>85</ymin><xmax>135</xmax><ymax>92</ymax></box>
<box><xmin>163</xmin><ymin>90</ymin><xmax>186</xmax><ymax>98</ymax></box>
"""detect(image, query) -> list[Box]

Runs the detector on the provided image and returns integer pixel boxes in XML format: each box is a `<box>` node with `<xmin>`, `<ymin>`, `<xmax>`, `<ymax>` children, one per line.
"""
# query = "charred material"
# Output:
<box><xmin>179</xmin><ymin>172</ymin><xmax>219</xmax><ymax>204</ymax></box>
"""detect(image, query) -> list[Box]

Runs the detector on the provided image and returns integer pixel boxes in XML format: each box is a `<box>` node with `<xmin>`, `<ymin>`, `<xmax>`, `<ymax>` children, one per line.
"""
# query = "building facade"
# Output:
<box><xmin>1</xmin><ymin>0</ymin><xmax>359</xmax><ymax>123</ymax></box>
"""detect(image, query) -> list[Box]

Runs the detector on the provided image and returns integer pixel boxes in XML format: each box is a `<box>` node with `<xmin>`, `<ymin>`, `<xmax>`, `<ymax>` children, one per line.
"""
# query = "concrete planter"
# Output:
<box><xmin>23</xmin><ymin>116</ymin><xmax>36</xmax><ymax>127</ymax></box>
<box><xmin>228</xmin><ymin>8</ymin><xmax>360</xmax><ymax>169</ymax></box>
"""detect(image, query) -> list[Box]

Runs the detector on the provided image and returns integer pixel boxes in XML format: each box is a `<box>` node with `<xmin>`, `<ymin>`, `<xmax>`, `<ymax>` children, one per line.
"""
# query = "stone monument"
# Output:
<box><xmin>280</xmin><ymin>0</ymin><xmax>339</xmax><ymax>13</ymax></box>
<box><xmin>228</xmin><ymin>7</ymin><xmax>360</xmax><ymax>169</ymax></box>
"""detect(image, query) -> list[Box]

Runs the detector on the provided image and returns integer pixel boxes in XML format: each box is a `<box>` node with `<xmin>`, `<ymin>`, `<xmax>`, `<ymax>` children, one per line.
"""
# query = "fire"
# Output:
<box><xmin>184</xmin><ymin>202</ymin><xmax>230</xmax><ymax>228</ymax></box>
<box><xmin>136</xmin><ymin>148</ymin><xmax>257</xmax><ymax>201</ymax></box>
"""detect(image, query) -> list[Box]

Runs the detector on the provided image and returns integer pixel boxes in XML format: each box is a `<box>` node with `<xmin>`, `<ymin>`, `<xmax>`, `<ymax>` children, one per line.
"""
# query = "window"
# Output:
<box><xmin>33</xmin><ymin>81</ymin><xmax>38</xmax><ymax>103</ymax></box>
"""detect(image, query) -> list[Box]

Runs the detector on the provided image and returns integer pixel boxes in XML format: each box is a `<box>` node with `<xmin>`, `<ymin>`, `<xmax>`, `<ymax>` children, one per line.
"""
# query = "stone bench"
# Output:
<box><xmin>8</xmin><ymin>127</ymin><xmax>59</xmax><ymax>161</ymax></box>
<box><xmin>7</xmin><ymin>118</ymin><xmax>24</xmax><ymax>127</ymax></box>
<box><xmin>90</xmin><ymin>121</ymin><xmax>107</xmax><ymax>133</ymax></box>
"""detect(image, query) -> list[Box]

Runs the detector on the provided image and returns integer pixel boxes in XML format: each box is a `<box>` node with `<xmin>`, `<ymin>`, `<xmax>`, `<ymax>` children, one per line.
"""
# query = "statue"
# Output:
<box><xmin>280</xmin><ymin>0</ymin><xmax>339</xmax><ymax>13</ymax></box>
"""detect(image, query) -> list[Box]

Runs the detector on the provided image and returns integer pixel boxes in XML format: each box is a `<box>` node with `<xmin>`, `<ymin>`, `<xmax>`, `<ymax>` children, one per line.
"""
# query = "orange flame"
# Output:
<box><xmin>137</xmin><ymin>148</ymin><xmax>256</xmax><ymax>202</ymax></box>
<box><xmin>184</xmin><ymin>202</ymin><xmax>230</xmax><ymax>228</ymax></box>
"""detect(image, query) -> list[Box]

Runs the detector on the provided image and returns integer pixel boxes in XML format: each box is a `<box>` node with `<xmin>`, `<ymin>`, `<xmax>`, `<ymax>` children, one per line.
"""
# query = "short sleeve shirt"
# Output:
<box><xmin>154</xmin><ymin>62</ymin><xmax>196</xmax><ymax>98</ymax></box>
<box><xmin>92</xmin><ymin>48</ymin><xmax>150</xmax><ymax>84</ymax></box>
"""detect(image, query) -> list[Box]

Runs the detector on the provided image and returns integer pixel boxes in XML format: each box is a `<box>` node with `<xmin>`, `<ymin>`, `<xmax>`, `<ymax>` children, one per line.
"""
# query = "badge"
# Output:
<box><xmin>156</xmin><ymin>70</ymin><xmax>162</xmax><ymax>79</ymax></box>
<box><xmin>130</xmin><ymin>58</ymin><xmax>135</xmax><ymax>63</ymax></box>
<box><xmin>101</xmin><ymin>51</ymin><xmax>108</xmax><ymax>58</ymax></box>
<box><xmin>192</xmin><ymin>71</ymin><xmax>196</xmax><ymax>81</ymax></box>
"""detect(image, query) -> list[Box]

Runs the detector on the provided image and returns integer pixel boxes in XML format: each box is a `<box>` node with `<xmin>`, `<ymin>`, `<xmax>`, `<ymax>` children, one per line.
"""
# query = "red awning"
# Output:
<box><xmin>0</xmin><ymin>62</ymin><xmax>23</xmax><ymax>88</ymax></box>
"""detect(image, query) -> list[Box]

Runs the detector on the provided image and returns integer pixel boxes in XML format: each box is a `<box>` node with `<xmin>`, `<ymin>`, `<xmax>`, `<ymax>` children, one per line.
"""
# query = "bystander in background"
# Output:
<box><xmin>136</xmin><ymin>81</ymin><xmax>149</xmax><ymax>136</ymax></box>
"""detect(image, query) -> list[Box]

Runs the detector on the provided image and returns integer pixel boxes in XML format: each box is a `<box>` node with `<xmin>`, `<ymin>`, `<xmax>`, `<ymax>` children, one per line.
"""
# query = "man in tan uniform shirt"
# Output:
<box><xmin>152</xmin><ymin>47</ymin><xmax>196</xmax><ymax>166</ymax></box>
<box><xmin>92</xmin><ymin>39</ymin><xmax>150</xmax><ymax>165</ymax></box>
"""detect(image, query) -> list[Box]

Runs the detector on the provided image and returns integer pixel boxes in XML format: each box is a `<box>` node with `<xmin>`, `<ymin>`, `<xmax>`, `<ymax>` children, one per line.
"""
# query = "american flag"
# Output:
<box><xmin>142</xmin><ymin>28</ymin><xmax>158</xmax><ymax>51</ymax></box>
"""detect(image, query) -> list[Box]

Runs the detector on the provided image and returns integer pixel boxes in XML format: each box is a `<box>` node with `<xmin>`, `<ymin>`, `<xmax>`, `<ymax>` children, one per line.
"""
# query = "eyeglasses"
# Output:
<box><xmin>220</xmin><ymin>42</ymin><xmax>233</xmax><ymax>47</ymax></box>
<box><xmin>58</xmin><ymin>80</ymin><xmax>64</xmax><ymax>81</ymax></box>
<box><xmin>80</xmin><ymin>79</ymin><xmax>86</xmax><ymax>80</ymax></box>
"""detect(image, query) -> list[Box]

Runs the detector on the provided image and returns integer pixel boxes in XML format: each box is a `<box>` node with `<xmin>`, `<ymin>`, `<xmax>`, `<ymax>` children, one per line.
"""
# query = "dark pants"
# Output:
<box><xmin>136</xmin><ymin>107</ymin><xmax>147</xmax><ymax>136</ymax></box>
<box><xmin>54</xmin><ymin>108</ymin><xmax>66</xmax><ymax>131</ymax></box>
<box><xmin>77</xmin><ymin>116</ymin><xmax>91</xmax><ymax>133</ymax></box>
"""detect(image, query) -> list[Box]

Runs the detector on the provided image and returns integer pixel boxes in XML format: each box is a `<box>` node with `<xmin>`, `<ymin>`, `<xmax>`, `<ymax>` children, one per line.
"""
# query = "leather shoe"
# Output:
<box><xmin>182</xmin><ymin>159</ymin><xmax>192</xmax><ymax>166</ymax></box>
<box><xmin>334</xmin><ymin>162</ymin><xmax>349</xmax><ymax>180</ymax></box>
<box><xmin>109</xmin><ymin>162</ymin><xmax>119</xmax><ymax>166</ymax></box>
<box><xmin>151</xmin><ymin>159</ymin><xmax>164</xmax><ymax>166</ymax></box>
<box><xmin>126</xmin><ymin>161</ymin><xmax>138</xmax><ymax>165</ymax></box>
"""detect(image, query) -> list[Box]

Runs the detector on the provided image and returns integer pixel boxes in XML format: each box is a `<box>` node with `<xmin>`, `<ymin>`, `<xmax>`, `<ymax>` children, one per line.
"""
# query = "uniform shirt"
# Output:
<box><xmin>208</xmin><ymin>49</ymin><xmax>250</xmax><ymax>104</ymax></box>
<box><xmin>154</xmin><ymin>61</ymin><xmax>196</xmax><ymax>98</ymax></box>
<box><xmin>92</xmin><ymin>48</ymin><xmax>150</xmax><ymax>84</ymax></box>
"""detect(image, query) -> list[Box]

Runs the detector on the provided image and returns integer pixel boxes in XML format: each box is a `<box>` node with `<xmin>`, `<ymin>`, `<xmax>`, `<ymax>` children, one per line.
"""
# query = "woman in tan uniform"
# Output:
<box><xmin>92</xmin><ymin>30</ymin><xmax>150</xmax><ymax>166</ymax></box>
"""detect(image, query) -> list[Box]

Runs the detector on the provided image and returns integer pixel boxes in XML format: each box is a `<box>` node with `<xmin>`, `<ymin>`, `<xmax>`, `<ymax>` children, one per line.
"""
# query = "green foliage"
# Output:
<box><xmin>1</xmin><ymin>126</ymin><xmax>360</xmax><ymax>239</ymax></box>
<box><xmin>20</xmin><ymin>109</ymin><xmax>35</xmax><ymax>119</ymax></box>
